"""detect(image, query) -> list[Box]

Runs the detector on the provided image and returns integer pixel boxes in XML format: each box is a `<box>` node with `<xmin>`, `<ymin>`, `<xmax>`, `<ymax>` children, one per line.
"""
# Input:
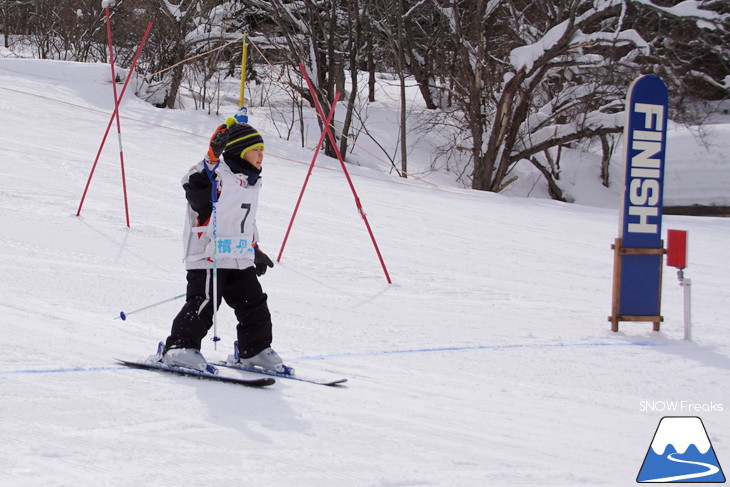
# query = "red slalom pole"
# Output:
<box><xmin>277</xmin><ymin>92</ymin><xmax>341</xmax><ymax>263</ymax></box>
<box><xmin>104</xmin><ymin>6</ymin><xmax>130</xmax><ymax>227</ymax></box>
<box><xmin>298</xmin><ymin>62</ymin><xmax>392</xmax><ymax>284</ymax></box>
<box><xmin>76</xmin><ymin>21</ymin><xmax>152</xmax><ymax>221</ymax></box>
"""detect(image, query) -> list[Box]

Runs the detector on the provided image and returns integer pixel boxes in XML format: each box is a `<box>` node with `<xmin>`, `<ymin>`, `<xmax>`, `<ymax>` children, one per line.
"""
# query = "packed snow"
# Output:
<box><xmin>1</xmin><ymin>58</ymin><xmax>729</xmax><ymax>486</ymax></box>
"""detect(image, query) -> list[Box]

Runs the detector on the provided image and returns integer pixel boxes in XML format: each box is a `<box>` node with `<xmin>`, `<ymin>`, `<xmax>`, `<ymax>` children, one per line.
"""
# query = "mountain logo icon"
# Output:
<box><xmin>637</xmin><ymin>416</ymin><xmax>726</xmax><ymax>483</ymax></box>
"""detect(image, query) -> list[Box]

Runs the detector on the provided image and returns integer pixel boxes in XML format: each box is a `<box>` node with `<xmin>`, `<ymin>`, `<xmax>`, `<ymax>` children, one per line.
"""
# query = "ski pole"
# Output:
<box><xmin>211</xmin><ymin>188</ymin><xmax>220</xmax><ymax>348</ymax></box>
<box><xmin>204</xmin><ymin>162</ymin><xmax>222</xmax><ymax>349</ymax></box>
<box><xmin>116</xmin><ymin>294</ymin><xmax>185</xmax><ymax>321</ymax></box>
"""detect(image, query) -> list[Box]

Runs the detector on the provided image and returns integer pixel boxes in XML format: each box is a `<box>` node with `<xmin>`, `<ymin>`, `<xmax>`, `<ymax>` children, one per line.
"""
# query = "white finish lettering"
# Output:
<box><xmin>628</xmin><ymin>206</ymin><xmax>659</xmax><ymax>234</ymax></box>
<box><xmin>631</xmin><ymin>140</ymin><xmax>661</xmax><ymax>168</ymax></box>
<box><xmin>634</xmin><ymin>103</ymin><xmax>664</xmax><ymax>131</ymax></box>
<box><xmin>630</xmin><ymin>178</ymin><xmax>660</xmax><ymax>207</ymax></box>
<box><xmin>625</xmin><ymin>102</ymin><xmax>664</xmax><ymax>235</ymax></box>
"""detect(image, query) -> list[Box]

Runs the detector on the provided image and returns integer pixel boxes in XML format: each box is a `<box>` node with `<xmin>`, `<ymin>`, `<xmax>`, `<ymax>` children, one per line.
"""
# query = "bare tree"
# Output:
<box><xmin>6</xmin><ymin>0</ymin><xmax>727</xmax><ymax>200</ymax></box>
<box><xmin>144</xmin><ymin>0</ymin><xmax>233</xmax><ymax>109</ymax></box>
<box><xmin>426</xmin><ymin>0</ymin><xmax>728</xmax><ymax>194</ymax></box>
<box><xmin>370</xmin><ymin>0</ymin><xmax>409</xmax><ymax>176</ymax></box>
<box><xmin>245</xmin><ymin>0</ymin><xmax>369</xmax><ymax>160</ymax></box>
<box><xmin>1</xmin><ymin>0</ymin><xmax>33</xmax><ymax>48</ymax></box>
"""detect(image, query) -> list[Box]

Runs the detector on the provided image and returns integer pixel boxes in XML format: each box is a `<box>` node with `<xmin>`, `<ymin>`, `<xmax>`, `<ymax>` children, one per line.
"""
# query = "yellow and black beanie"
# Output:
<box><xmin>223</xmin><ymin>123</ymin><xmax>264</xmax><ymax>163</ymax></box>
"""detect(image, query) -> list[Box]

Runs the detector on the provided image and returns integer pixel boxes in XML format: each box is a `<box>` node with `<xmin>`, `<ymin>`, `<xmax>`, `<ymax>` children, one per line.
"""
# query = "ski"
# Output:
<box><xmin>217</xmin><ymin>361</ymin><xmax>347</xmax><ymax>387</ymax></box>
<box><xmin>221</xmin><ymin>341</ymin><xmax>347</xmax><ymax>386</ymax></box>
<box><xmin>116</xmin><ymin>359</ymin><xmax>275</xmax><ymax>388</ymax></box>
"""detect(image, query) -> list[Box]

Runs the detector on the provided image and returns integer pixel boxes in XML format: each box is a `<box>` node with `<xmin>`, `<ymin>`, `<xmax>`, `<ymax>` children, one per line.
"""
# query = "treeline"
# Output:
<box><xmin>1</xmin><ymin>0</ymin><xmax>728</xmax><ymax>196</ymax></box>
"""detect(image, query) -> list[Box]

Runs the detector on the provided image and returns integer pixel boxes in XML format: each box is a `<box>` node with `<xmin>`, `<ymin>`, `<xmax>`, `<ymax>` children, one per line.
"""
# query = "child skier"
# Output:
<box><xmin>158</xmin><ymin>117</ymin><xmax>290</xmax><ymax>374</ymax></box>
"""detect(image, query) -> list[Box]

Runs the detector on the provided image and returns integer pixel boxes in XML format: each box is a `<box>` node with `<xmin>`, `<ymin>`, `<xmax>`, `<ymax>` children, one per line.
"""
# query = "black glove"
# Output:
<box><xmin>254</xmin><ymin>247</ymin><xmax>274</xmax><ymax>276</ymax></box>
<box><xmin>183</xmin><ymin>171</ymin><xmax>214</xmax><ymax>221</ymax></box>
<box><xmin>186</xmin><ymin>171</ymin><xmax>212</xmax><ymax>190</ymax></box>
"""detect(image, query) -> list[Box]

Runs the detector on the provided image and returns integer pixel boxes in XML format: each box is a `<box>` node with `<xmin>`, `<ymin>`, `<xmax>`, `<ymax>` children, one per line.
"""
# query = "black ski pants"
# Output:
<box><xmin>165</xmin><ymin>267</ymin><xmax>272</xmax><ymax>358</ymax></box>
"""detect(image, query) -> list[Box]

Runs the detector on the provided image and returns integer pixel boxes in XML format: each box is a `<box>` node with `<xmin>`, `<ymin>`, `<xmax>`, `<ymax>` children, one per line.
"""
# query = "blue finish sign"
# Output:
<box><xmin>618</xmin><ymin>75</ymin><xmax>668</xmax><ymax>316</ymax></box>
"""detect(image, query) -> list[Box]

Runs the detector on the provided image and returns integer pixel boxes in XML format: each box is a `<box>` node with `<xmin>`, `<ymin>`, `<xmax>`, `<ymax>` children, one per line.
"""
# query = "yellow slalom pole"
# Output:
<box><xmin>236</xmin><ymin>32</ymin><xmax>248</xmax><ymax>122</ymax></box>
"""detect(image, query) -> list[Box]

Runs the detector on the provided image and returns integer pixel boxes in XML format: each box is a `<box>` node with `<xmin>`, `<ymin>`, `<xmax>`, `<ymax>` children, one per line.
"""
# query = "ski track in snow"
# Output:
<box><xmin>1</xmin><ymin>58</ymin><xmax>729</xmax><ymax>486</ymax></box>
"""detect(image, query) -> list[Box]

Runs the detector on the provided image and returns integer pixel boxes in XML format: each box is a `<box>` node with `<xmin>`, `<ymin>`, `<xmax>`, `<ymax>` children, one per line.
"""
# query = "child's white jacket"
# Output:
<box><xmin>182</xmin><ymin>158</ymin><xmax>260</xmax><ymax>270</ymax></box>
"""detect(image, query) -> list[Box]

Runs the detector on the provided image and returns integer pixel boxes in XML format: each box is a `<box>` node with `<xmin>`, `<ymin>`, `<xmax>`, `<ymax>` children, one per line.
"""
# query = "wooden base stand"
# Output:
<box><xmin>609</xmin><ymin>238</ymin><xmax>665</xmax><ymax>332</ymax></box>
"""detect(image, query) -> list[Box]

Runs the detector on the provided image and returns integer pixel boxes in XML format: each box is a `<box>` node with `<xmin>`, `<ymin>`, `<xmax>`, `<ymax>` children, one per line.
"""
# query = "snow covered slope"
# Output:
<box><xmin>1</xmin><ymin>59</ymin><xmax>729</xmax><ymax>486</ymax></box>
